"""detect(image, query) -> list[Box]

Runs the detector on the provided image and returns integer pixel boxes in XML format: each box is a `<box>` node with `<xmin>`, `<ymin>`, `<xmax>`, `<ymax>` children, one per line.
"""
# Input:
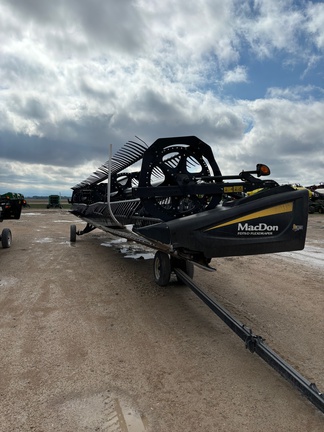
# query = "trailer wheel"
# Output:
<box><xmin>308</xmin><ymin>205</ymin><xmax>315</xmax><ymax>214</ymax></box>
<box><xmin>153</xmin><ymin>251</ymin><xmax>171</xmax><ymax>286</ymax></box>
<box><xmin>70</xmin><ymin>224</ymin><xmax>77</xmax><ymax>242</ymax></box>
<box><xmin>1</xmin><ymin>228</ymin><xmax>12</xmax><ymax>248</ymax></box>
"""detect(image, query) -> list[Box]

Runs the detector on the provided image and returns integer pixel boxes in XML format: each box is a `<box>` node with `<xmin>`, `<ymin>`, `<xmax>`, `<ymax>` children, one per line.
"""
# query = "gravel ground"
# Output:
<box><xmin>0</xmin><ymin>209</ymin><xmax>323</xmax><ymax>431</ymax></box>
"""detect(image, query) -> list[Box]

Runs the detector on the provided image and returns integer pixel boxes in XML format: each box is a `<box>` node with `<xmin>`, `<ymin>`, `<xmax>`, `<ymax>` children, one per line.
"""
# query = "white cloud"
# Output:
<box><xmin>0</xmin><ymin>159</ymin><xmax>99</xmax><ymax>195</ymax></box>
<box><xmin>265</xmin><ymin>84</ymin><xmax>324</xmax><ymax>100</ymax></box>
<box><xmin>305</xmin><ymin>2</ymin><xmax>324</xmax><ymax>50</ymax></box>
<box><xmin>237</xmin><ymin>97</ymin><xmax>324</xmax><ymax>180</ymax></box>
<box><xmin>223</xmin><ymin>66</ymin><xmax>248</xmax><ymax>84</ymax></box>
<box><xmin>0</xmin><ymin>0</ymin><xmax>323</xmax><ymax>195</ymax></box>
<box><xmin>237</xmin><ymin>0</ymin><xmax>305</xmax><ymax>58</ymax></box>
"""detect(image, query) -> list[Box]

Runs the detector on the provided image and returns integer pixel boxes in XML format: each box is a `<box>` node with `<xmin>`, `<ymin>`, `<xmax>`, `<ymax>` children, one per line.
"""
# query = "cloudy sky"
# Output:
<box><xmin>0</xmin><ymin>0</ymin><xmax>323</xmax><ymax>197</ymax></box>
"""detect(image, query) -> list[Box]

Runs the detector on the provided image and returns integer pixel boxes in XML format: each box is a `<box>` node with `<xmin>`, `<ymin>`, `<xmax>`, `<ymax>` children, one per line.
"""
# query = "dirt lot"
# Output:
<box><xmin>0</xmin><ymin>210</ymin><xmax>323</xmax><ymax>431</ymax></box>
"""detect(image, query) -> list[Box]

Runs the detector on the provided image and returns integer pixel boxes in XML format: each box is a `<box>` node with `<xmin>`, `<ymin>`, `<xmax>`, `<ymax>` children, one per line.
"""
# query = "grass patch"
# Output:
<box><xmin>24</xmin><ymin>199</ymin><xmax>72</xmax><ymax>210</ymax></box>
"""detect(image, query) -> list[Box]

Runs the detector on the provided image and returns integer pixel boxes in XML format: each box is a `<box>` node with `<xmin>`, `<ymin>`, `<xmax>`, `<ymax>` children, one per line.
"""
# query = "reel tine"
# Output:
<box><xmin>128</xmin><ymin>139</ymin><xmax>148</xmax><ymax>150</ymax></box>
<box><xmin>72</xmin><ymin>137</ymin><xmax>148</xmax><ymax>189</ymax></box>
<box><xmin>152</xmin><ymin>167</ymin><xmax>164</xmax><ymax>179</ymax></box>
<box><xmin>117</xmin><ymin>148</ymin><xmax>141</xmax><ymax>161</ymax></box>
<box><xmin>115</xmin><ymin>151</ymin><xmax>134</xmax><ymax>162</ymax></box>
<box><xmin>134</xmin><ymin>135</ymin><xmax>148</xmax><ymax>147</ymax></box>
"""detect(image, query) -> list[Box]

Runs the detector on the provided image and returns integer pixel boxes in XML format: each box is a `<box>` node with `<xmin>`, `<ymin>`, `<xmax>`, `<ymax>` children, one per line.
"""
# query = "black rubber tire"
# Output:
<box><xmin>1</xmin><ymin>228</ymin><xmax>12</xmax><ymax>248</ymax></box>
<box><xmin>153</xmin><ymin>251</ymin><xmax>171</xmax><ymax>286</ymax></box>
<box><xmin>70</xmin><ymin>224</ymin><xmax>77</xmax><ymax>242</ymax></box>
<box><xmin>308</xmin><ymin>205</ymin><xmax>315</xmax><ymax>214</ymax></box>
<box><xmin>318</xmin><ymin>207</ymin><xmax>323</xmax><ymax>214</ymax></box>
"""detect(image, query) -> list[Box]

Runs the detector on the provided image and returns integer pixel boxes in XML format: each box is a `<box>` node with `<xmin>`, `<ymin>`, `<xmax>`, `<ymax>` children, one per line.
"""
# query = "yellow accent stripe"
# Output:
<box><xmin>224</xmin><ymin>186</ymin><xmax>244</xmax><ymax>193</ymax></box>
<box><xmin>205</xmin><ymin>202</ymin><xmax>293</xmax><ymax>231</ymax></box>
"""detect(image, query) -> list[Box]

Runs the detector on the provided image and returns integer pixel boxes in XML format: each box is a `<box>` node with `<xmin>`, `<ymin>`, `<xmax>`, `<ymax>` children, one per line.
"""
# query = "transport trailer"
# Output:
<box><xmin>69</xmin><ymin>136</ymin><xmax>324</xmax><ymax>414</ymax></box>
<box><xmin>69</xmin><ymin>136</ymin><xmax>309</xmax><ymax>285</ymax></box>
<box><xmin>0</xmin><ymin>192</ymin><xmax>23</xmax><ymax>248</ymax></box>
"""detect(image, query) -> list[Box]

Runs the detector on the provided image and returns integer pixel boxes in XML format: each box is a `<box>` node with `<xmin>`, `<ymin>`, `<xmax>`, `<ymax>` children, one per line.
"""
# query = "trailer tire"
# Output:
<box><xmin>1</xmin><ymin>228</ymin><xmax>12</xmax><ymax>248</ymax></box>
<box><xmin>308</xmin><ymin>205</ymin><xmax>315</xmax><ymax>214</ymax></box>
<box><xmin>153</xmin><ymin>251</ymin><xmax>171</xmax><ymax>286</ymax></box>
<box><xmin>70</xmin><ymin>224</ymin><xmax>77</xmax><ymax>242</ymax></box>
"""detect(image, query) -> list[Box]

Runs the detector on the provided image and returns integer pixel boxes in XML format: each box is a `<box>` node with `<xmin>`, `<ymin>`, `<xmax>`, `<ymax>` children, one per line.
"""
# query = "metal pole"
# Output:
<box><xmin>106</xmin><ymin>144</ymin><xmax>123</xmax><ymax>227</ymax></box>
<box><xmin>175</xmin><ymin>268</ymin><xmax>324</xmax><ymax>414</ymax></box>
<box><xmin>107</xmin><ymin>144</ymin><xmax>112</xmax><ymax>204</ymax></box>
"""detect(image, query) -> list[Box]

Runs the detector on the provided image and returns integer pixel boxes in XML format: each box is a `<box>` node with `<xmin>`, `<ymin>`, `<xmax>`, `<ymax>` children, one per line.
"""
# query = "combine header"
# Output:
<box><xmin>70</xmin><ymin>136</ymin><xmax>309</xmax><ymax>285</ymax></box>
<box><xmin>70</xmin><ymin>136</ymin><xmax>324</xmax><ymax>414</ymax></box>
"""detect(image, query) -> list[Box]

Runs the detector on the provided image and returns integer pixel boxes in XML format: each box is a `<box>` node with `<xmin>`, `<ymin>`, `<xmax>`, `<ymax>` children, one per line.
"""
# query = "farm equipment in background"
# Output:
<box><xmin>0</xmin><ymin>192</ymin><xmax>24</xmax><ymax>248</ymax></box>
<box><xmin>69</xmin><ymin>136</ymin><xmax>309</xmax><ymax>286</ymax></box>
<box><xmin>309</xmin><ymin>199</ymin><xmax>324</xmax><ymax>214</ymax></box>
<box><xmin>308</xmin><ymin>186</ymin><xmax>324</xmax><ymax>214</ymax></box>
<box><xmin>47</xmin><ymin>194</ymin><xmax>62</xmax><ymax>209</ymax></box>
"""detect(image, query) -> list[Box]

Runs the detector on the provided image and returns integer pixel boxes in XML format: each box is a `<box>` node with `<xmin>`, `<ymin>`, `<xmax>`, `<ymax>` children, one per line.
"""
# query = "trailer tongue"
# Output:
<box><xmin>175</xmin><ymin>268</ymin><xmax>324</xmax><ymax>415</ymax></box>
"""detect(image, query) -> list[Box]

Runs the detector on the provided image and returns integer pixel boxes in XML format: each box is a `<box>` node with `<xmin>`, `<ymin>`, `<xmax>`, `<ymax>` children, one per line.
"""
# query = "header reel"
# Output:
<box><xmin>136</xmin><ymin>136</ymin><xmax>223</xmax><ymax>220</ymax></box>
<box><xmin>71</xmin><ymin>135</ymin><xmax>280</xmax><ymax>225</ymax></box>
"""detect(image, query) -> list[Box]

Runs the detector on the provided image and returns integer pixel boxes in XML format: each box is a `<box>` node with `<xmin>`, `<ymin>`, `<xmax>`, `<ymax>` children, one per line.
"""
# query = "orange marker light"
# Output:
<box><xmin>256</xmin><ymin>164</ymin><xmax>271</xmax><ymax>177</ymax></box>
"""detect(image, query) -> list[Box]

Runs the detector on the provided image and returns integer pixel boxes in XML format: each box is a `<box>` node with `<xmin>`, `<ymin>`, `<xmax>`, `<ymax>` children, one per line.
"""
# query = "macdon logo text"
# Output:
<box><xmin>237</xmin><ymin>222</ymin><xmax>279</xmax><ymax>235</ymax></box>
